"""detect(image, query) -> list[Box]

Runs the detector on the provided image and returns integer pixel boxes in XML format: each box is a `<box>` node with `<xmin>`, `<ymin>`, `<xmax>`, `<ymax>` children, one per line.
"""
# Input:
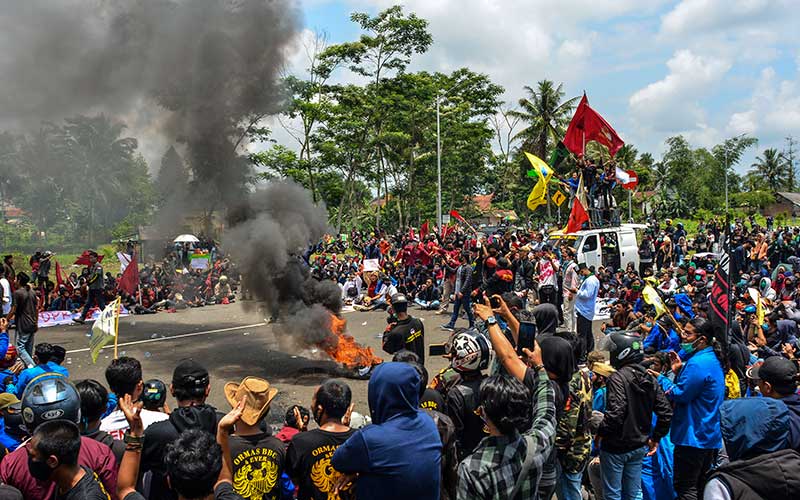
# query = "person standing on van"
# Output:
<box><xmin>562</xmin><ymin>248</ymin><xmax>580</xmax><ymax>333</ymax></box>
<box><xmin>575</xmin><ymin>263</ymin><xmax>599</xmax><ymax>364</ymax></box>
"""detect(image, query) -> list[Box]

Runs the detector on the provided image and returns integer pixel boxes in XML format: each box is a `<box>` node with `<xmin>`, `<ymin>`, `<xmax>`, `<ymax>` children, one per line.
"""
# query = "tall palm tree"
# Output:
<box><xmin>750</xmin><ymin>148</ymin><xmax>789</xmax><ymax>192</ymax></box>
<box><xmin>509</xmin><ymin>80</ymin><xmax>580</xmax><ymax>160</ymax></box>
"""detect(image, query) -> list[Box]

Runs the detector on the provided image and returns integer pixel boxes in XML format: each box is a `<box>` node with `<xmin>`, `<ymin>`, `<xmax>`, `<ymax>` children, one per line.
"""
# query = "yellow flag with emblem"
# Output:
<box><xmin>525</xmin><ymin>152</ymin><xmax>553</xmax><ymax>210</ymax></box>
<box><xmin>89</xmin><ymin>297</ymin><xmax>122</xmax><ymax>363</ymax></box>
<box><xmin>642</xmin><ymin>285</ymin><xmax>668</xmax><ymax>318</ymax></box>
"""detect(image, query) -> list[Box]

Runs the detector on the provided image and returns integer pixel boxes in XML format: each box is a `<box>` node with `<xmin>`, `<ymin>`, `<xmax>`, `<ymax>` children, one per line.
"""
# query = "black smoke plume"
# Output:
<box><xmin>0</xmin><ymin>0</ymin><xmax>299</xmax><ymax>213</ymax></box>
<box><xmin>225</xmin><ymin>181</ymin><xmax>342</xmax><ymax>345</ymax></box>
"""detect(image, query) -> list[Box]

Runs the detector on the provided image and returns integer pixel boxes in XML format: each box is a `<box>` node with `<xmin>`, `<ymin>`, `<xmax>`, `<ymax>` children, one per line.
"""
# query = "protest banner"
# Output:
<box><xmin>89</xmin><ymin>297</ymin><xmax>122</xmax><ymax>363</ymax></box>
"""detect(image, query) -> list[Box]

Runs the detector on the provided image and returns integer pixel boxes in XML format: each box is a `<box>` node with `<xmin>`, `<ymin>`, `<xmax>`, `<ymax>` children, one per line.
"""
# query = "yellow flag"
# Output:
<box><xmin>525</xmin><ymin>153</ymin><xmax>553</xmax><ymax>211</ymax></box>
<box><xmin>642</xmin><ymin>285</ymin><xmax>668</xmax><ymax>318</ymax></box>
<box><xmin>89</xmin><ymin>297</ymin><xmax>121</xmax><ymax>363</ymax></box>
<box><xmin>747</xmin><ymin>288</ymin><xmax>765</xmax><ymax>326</ymax></box>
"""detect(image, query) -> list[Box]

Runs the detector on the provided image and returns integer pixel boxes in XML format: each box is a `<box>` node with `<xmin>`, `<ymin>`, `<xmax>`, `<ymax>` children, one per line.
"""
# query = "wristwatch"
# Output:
<box><xmin>486</xmin><ymin>316</ymin><xmax>498</xmax><ymax>326</ymax></box>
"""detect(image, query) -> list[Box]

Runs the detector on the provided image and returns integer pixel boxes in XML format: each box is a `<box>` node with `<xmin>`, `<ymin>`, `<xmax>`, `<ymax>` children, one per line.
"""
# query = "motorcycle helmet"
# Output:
<box><xmin>450</xmin><ymin>329</ymin><xmax>492</xmax><ymax>373</ymax></box>
<box><xmin>601</xmin><ymin>332</ymin><xmax>644</xmax><ymax>369</ymax></box>
<box><xmin>3</xmin><ymin>402</ymin><xmax>27</xmax><ymax>440</ymax></box>
<box><xmin>21</xmin><ymin>373</ymin><xmax>80</xmax><ymax>432</ymax></box>
<box><xmin>141</xmin><ymin>379</ymin><xmax>168</xmax><ymax>411</ymax></box>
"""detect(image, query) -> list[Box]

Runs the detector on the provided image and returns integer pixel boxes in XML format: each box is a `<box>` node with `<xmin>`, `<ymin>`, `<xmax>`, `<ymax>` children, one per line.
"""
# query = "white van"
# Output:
<box><xmin>546</xmin><ymin>224</ymin><xmax>647</xmax><ymax>271</ymax></box>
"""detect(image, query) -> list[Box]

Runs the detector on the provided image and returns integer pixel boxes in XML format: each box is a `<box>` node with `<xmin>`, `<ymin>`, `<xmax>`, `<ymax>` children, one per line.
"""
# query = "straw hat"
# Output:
<box><xmin>224</xmin><ymin>377</ymin><xmax>278</xmax><ymax>426</ymax></box>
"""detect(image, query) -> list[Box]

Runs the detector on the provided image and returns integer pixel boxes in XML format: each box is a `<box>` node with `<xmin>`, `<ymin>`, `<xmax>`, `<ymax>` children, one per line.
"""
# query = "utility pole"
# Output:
<box><xmin>434</xmin><ymin>79</ymin><xmax>466</xmax><ymax>231</ymax></box>
<box><xmin>786</xmin><ymin>135</ymin><xmax>797</xmax><ymax>191</ymax></box>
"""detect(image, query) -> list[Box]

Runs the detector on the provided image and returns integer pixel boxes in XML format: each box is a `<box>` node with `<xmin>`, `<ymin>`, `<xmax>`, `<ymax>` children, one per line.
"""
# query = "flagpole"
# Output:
<box><xmin>114</xmin><ymin>298</ymin><xmax>121</xmax><ymax>359</ymax></box>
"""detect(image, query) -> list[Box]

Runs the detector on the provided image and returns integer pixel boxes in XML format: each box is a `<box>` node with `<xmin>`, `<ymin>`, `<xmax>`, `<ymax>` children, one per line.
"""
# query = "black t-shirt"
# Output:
<box><xmin>55</xmin><ymin>467</ymin><xmax>110</xmax><ymax>500</ymax></box>
<box><xmin>382</xmin><ymin>316</ymin><xmax>425</xmax><ymax>363</ymax></box>
<box><xmin>124</xmin><ymin>482</ymin><xmax>244</xmax><ymax>500</ymax></box>
<box><xmin>285</xmin><ymin>428</ymin><xmax>356</xmax><ymax>500</ymax></box>
<box><xmin>445</xmin><ymin>375</ymin><xmax>486</xmax><ymax>460</ymax></box>
<box><xmin>12</xmin><ymin>287</ymin><xmax>37</xmax><ymax>333</ymax></box>
<box><xmin>228</xmin><ymin>433</ymin><xmax>286</xmax><ymax>500</ymax></box>
<box><xmin>420</xmin><ymin>388</ymin><xmax>446</xmax><ymax>414</ymax></box>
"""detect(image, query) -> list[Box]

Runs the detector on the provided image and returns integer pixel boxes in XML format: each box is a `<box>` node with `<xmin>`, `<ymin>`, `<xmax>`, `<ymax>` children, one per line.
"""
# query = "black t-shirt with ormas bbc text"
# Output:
<box><xmin>124</xmin><ymin>482</ymin><xmax>245</xmax><ymax>500</ymax></box>
<box><xmin>11</xmin><ymin>287</ymin><xmax>37</xmax><ymax>333</ymax></box>
<box><xmin>382</xmin><ymin>316</ymin><xmax>425</xmax><ymax>363</ymax></box>
<box><xmin>55</xmin><ymin>467</ymin><xmax>110</xmax><ymax>500</ymax></box>
<box><xmin>420</xmin><ymin>387</ymin><xmax>446</xmax><ymax>414</ymax></box>
<box><xmin>228</xmin><ymin>433</ymin><xmax>286</xmax><ymax>500</ymax></box>
<box><xmin>285</xmin><ymin>428</ymin><xmax>356</xmax><ymax>500</ymax></box>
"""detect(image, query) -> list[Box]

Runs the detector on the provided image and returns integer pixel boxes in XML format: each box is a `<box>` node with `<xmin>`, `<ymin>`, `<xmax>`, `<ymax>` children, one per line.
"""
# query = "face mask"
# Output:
<box><xmin>680</xmin><ymin>339</ymin><xmax>698</xmax><ymax>355</ymax></box>
<box><xmin>27</xmin><ymin>455</ymin><xmax>53</xmax><ymax>482</ymax></box>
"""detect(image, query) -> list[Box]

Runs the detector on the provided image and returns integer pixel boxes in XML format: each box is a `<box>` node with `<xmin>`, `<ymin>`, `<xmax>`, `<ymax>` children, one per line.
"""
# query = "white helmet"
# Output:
<box><xmin>450</xmin><ymin>330</ymin><xmax>491</xmax><ymax>373</ymax></box>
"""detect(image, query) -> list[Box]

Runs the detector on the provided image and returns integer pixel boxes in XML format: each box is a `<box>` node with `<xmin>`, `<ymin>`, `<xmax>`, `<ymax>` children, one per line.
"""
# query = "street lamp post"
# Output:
<box><xmin>435</xmin><ymin>80</ymin><xmax>467</xmax><ymax>232</ymax></box>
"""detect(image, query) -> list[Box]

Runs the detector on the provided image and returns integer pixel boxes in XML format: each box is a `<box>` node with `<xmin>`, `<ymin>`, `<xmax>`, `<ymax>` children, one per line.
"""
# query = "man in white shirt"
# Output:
<box><xmin>561</xmin><ymin>248</ymin><xmax>580</xmax><ymax>333</ymax></box>
<box><xmin>100</xmin><ymin>356</ymin><xmax>168</xmax><ymax>439</ymax></box>
<box><xmin>0</xmin><ymin>271</ymin><xmax>11</xmax><ymax>316</ymax></box>
<box><xmin>536</xmin><ymin>246</ymin><xmax>560</xmax><ymax>306</ymax></box>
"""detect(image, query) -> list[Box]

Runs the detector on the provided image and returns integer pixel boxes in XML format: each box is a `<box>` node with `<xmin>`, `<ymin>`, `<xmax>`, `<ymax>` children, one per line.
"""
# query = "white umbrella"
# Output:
<box><xmin>174</xmin><ymin>234</ymin><xmax>200</xmax><ymax>243</ymax></box>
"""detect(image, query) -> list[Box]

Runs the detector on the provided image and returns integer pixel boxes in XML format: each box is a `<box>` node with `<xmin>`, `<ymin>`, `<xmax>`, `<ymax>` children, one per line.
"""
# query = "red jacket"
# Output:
<box><xmin>1</xmin><ymin>436</ymin><xmax>118</xmax><ymax>499</ymax></box>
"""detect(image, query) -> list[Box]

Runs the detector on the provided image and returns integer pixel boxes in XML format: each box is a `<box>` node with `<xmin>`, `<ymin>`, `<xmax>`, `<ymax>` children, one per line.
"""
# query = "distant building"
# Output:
<box><xmin>765</xmin><ymin>192</ymin><xmax>800</xmax><ymax>217</ymax></box>
<box><xmin>470</xmin><ymin>193</ymin><xmax>519</xmax><ymax>226</ymax></box>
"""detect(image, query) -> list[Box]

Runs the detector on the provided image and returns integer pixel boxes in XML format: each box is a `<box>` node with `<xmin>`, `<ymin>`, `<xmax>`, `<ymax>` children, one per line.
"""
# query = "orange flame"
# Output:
<box><xmin>323</xmin><ymin>314</ymin><xmax>383</xmax><ymax>368</ymax></box>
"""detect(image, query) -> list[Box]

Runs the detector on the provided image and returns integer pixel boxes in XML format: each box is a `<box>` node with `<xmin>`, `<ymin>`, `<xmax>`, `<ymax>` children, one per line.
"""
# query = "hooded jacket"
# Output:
<box><xmin>142</xmin><ymin>404</ymin><xmax>222</xmax><ymax>500</ymax></box>
<box><xmin>598</xmin><ymin>363</ymin><xmax>672</xmax><ymax>454</ymax></box>
<box><xmin>332</xmin><ymin>362</ymin><xmax>442</xmax><ymax>500</ymax></box>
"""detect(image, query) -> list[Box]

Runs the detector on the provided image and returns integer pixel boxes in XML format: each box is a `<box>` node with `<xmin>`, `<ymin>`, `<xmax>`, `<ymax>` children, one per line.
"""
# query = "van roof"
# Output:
<box><xmin>548</xmin><ymin>223</ymin><xmax>646</xmax><ymax>237</ymax></box>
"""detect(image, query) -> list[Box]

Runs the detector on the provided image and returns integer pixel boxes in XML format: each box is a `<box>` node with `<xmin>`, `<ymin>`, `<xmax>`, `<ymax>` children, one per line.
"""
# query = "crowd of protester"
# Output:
<box><xmin>0</xmin><ymin>214</ymin><xmax>800</xmax><ymax>498</ymax></box>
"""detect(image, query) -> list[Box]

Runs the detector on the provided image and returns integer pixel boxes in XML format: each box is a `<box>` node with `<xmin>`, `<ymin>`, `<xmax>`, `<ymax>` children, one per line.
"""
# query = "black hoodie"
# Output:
<box><xmin>597</xmin><ymin>363</ymin><xmax>672</xmax><ymax>454</ymax></box>
<box><xmin>707</xmin><ymin>449</ymin><xmax>800</xmax><ymax>499</ymax></box>
<box><xmin>141</xmin><ymin>404</ymin><xmax>223</xmax><ymax>500</ymax></box>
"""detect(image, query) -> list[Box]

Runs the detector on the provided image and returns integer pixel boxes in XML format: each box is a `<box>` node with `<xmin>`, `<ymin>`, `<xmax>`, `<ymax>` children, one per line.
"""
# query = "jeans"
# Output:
<box><xmin>673</xmin><ymin>445</ymin><xmax>715</xmax><ymax>500</ymax></box>
<box><xmin>81</xmin><ymin>288</ymin><xmax>107</xmax><ymax>320</ymax></box>
<box><xmin>16</xmin><ymin>328</ymin><xmax>35</xmax><ymax>368</ymax></box>
<box><xmin>600</xmin><ymin>447</ymin><xmax>646</xmax><ymax>500</ymax></box>
<box><xmin>414</xmin><ymin>298</ymin><xmax>440</xmax><ymax>310</ymax></box>
<box><xmin>577</xmin><ymin>312</ymin><xmax>594</xmax><ymax>363</ymax></box>
<box><xmin>447</xmin><ymin>294</ymin><xmax>474</xmax><ymax>328</ymax></box>
<box><xmin>556</xmin><ymin>464</ymin><xmax>585</xmax><ymax>500</ymax></box>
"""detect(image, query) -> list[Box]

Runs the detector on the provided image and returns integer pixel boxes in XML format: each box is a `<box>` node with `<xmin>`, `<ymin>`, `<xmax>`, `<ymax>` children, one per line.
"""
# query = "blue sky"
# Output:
<box><xmin>279</xmin><ymin>0</ymin><xmax>800</xmax><ymax>174</ymax></box>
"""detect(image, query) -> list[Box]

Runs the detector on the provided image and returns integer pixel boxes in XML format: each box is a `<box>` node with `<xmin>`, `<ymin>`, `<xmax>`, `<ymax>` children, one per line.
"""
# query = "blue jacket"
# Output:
<box><xmin>643</xmin><ymin>323</ymin><xmax>681</xmax><ymax>353</ymax></box>
<box><xmin>16</xmin><ymin>362</ymin><xmax>70</xmax><ymax>397</ymax></box>
<box><xmin>0</xmin><ymin>419</ymin><xmax>20</xmax><ymax>452</ymax></box>
<box><xmin>660</xmin><ymin>347</ymin><xmax>725</xmax><ymax>449</ymax></box>
<box><xmin>781</xmin><ymin>393</ymin><xmax>800</xmax><ymax>452</ymax></box>
<box><xmin>332</xmin><ymin>362</ymin><xmax>441</xmax><ymax>500</ymax></box>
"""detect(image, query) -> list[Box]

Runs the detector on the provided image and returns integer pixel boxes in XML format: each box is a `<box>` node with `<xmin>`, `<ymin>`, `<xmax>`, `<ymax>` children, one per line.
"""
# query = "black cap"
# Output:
<box><xmin>172</xmin><ymin>358</ymin><xmax>209</xmax><ymax>389</ymax></box>
<box><xmin>577</xmin><ymin>262</ymin><xmax>588</xmax><ymax>271</ymax></box>
<box><xmin>748</xmin><ymin>356</ymin><xmax>799</xmax><ymax>394</ymax></box>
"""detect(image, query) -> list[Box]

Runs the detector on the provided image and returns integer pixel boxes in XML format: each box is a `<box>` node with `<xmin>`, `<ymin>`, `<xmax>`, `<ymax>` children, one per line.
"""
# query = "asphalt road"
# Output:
<box><xmin>34</xmin><ymin>301</ymin><xmax>453</xmax><ymax>427</ymax></box>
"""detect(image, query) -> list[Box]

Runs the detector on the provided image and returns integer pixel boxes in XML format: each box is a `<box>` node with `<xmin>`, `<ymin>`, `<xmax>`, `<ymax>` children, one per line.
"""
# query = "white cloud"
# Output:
<box><xmin>727</xmin><ymin>67</ymin><xmax>800</xmax><ymax>139</ymax></box>
<box><xmin>629</xmin><ymin>50</ymin><xmax>731</xmax><ymax>130</ymax></box>
<box><xmin>661</xmin><ymin>0</ymin><xmax>781</xmax><ymax>36</ymax></box>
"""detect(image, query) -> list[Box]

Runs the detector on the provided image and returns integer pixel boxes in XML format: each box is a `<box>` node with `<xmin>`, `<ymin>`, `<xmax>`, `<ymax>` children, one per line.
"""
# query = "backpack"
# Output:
<box><xmin>93</xmin><ymin>430</ymin><xmax>125</xmax><ymax>464</ymax></box>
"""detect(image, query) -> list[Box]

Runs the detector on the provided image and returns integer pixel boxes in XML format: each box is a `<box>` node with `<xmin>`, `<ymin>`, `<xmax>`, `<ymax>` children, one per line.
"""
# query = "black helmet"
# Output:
<box><xmin>141</xmin><ymin>379</ymin><xmax>167</xmax><ymax>411</ymax></box>
<box><xmin>21</xmin><ymin>373</ymin><xmax>80</xmax><ymax>432</ymax></box>
<box><xmin>3</xmin><ymin>402</ymin><xmax>27</xmax><ymax>440</ymax></box>
<box><xmin>603</xmin><ymin>332</ymin><xmax>644</xmax><ymax>369</ymax></box>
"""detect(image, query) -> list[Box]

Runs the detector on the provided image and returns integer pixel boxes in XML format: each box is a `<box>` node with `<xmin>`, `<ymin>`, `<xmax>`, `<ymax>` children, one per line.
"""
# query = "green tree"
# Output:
<box><xmin>509</xmin><ymin>80</ymin><xmax>579</xmax><ymax>160</ymax></box>
<box><xmin>750</xmin><ymin>148</ymin><xmax>789</xmax><ymax>192</ymax></box>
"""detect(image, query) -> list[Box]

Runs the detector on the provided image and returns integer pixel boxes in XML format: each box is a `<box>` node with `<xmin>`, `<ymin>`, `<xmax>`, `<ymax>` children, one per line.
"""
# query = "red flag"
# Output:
<box><xmin>420</xmin><ymin>220</ymin><xmax>430</xmax><ymax>239</ymax></box>
<box><xmin>118</xmin><ymin>252</ymin><xmax>139</xmax><ymax>295</ymax></box>
<box><xmin>74</xmin><ymin>250</ymin><xmax>104</xmax><ymax>266</ymax></box>
<box><xmin>566</xmin><ymin>198</ymin><xmax>589</xmax><ymax>233</ymax></box>
<box><xmin>563</xmin><ymin>94</ymin><xmax>624</xmax><ymax>157</ymax></box>
<box><xmin>55</xmin><ymin>262</ymin><xmax>65</xmax><ymax>289</ymax></box>
<box><xmin>449</xmin><ymin>209</ymin><xmax>466</xmax><ymax>223</ymax></box>
<box><xmin>408</xmin><ymin>227</ymin><xmax>416</xmax><ymax>241</ymax></box>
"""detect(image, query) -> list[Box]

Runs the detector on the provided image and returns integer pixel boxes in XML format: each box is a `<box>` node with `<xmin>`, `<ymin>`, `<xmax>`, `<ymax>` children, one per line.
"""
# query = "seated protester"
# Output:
<box><xmin>0</xmin><ymin>375</ymin><xmax>117</xmax><ymax>499</ymax></box>
<box><xmin>116</xmin><ymin>394</ymin><xmax>248</xmax><ymax>500</ymax></box>
<box><xmin>76</xmin><ymin>379</ymin><xmax>126</xmax><ymax>464</ymax></box>
<box><xmin>642</xmin><ymin>316</ymin><xmax>681</xmax><ymax>354</ymax></box>
<box><xmin>101</xmin><ymin>357</ymin><xmax>169</xmax><ymax>440</ymax></box>
<box><xmin>354</xmin><ymin>275</ymin><xmax>396</xmax><ymax>311</ymax></box>
<box><xmin>49</xmin><ymin>287</ymin><xmax>78</xmax><ymax>312</ymax></box>
<box><xmin>142</xmin><ymin>359</ymin><xmax>224</xmax><ymax>500</ymax></box>
<box><xmin>14</xmin><ymin>343</ymin><xmax>69</xmax><ymax>397</ymax></box>
<box><xmin>26</xmin><ymin>420</ymin><xmax>111</xmax><ymax>499</ymax></box>
<box><xmin>446</xmin><ymin>330</ymin><xmax>490</xmax><ymax>460</ymax></box>
<box><xmin>0</xmin><ymin>394</ymin><xmax>20</xmax><ymax>452</ymax></box>
<box><xmin>751</xmin><ymin>314</ymin><xmax>799</xmax><ymax>358</ymax></box>
<box><xmin>457</xmin><ymin>368</ymin><xmax>557</xmax><ymax>500</ymax></box>
<box><xmin>275</xmin><ymin>405</ymin><xmax>309</xmax><ymax>443</ymax></box>
<box><xmin>0</xmin><ymin>345</ymin><xmax>19</xmax><ymax>395</ymax></box>
<box><xmin>223</xmin><ymin>377</ymin><xmax>287</xmax><ymax>500</ymax></box>
<box><xmin>286</xmin><ymin>379</ymin><xmax>356</xmax><ymax>500</ymax></box>
<box><xmin>332</xmin><ymin>362</ymin><xmax>442</xmax><ymax>500</ymax></box>
<box><xmin>382</xmin><ymin>294</ymin><xmax>426</xmax><ymax>364</ymax></box>
<box><xmin>748</xmin><ymin>356</ymin><xmax>800</xmax><ymax>450</ymax></box>
<box><xmin>414</xmin><ymin>278</ymin><xmax>441</xmax><ymax>311</ymax></box>
<box><xmin>213</xmin><ymin>276</ymin><xmax>235</xmax><ymax>304</ymax></box>
<box><xmin>704</xmin><ymin>398</ymin><xmax>800</xmax><ymax>499</ymax></box>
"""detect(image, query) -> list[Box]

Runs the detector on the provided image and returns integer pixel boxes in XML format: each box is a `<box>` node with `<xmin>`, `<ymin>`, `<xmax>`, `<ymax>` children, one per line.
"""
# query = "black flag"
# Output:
<box><xmin>709</xmin><ymin>217</ymin><xmax>731</xmax><ymax>347</ymax></box>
